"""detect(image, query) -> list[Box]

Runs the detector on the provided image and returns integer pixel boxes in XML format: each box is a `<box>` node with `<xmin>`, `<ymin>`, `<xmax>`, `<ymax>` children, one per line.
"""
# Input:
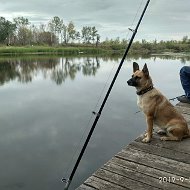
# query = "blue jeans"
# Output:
<box><xmin>180</xmin><ymin>66</ymin><xmax>190</xmax><ymax>99</ymax></box>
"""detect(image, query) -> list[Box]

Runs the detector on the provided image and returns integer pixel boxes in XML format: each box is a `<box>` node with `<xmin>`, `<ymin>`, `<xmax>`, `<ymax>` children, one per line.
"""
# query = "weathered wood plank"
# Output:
<box><xmin>84</xmin><ymin>176</ymin><xmax>127</xmax><ymax>190</ymax></box>
<box><xmin>176</xmin><ymin>102</ymin><xmax>190</xmax><ymax>108</ymax></box>
<box><xmin>175</xmin><ymin>106</ymin><xmax>190</xmax><ymax>115</ymax></box>
<box><xmin>107</xmin><ymin>156</ymin><xmax>190</xmax><ymax>188</ymax></box>
<box><xmin>103</xmin><ymin>159</ymin><xmax>190</xmax><ymax>190</ymax></box>
<box><xmin>75</xmin><ymin>184</ymin><xmax>96</xmax><ymax>190</ymax></box>
<box><xmin>116</xmin><ymin>148</ymin><xmax>190</xmax><ymax>178</ymax></box>
<box><xmin>135</xmin><ymin>134</ymin><xmax>190</xmax><ymax>155</ymax></box>
<box><xmin>127</xmin><ymin>141</ymin><xmax>190</xmax><ymax>164</ymax></box>
<box><xmin>182</xmin><ymin>114</ymin><xmax>190</xmax><ymax>124</ymax></box>
<box><xmin>93</xmin><ymin>168</ymin><xmax>160</xmax><ymax>190</ymax></box>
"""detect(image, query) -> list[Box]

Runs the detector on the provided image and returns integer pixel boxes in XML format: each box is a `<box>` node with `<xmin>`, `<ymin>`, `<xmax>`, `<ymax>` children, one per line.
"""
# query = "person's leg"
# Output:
<box><xmin>180</xmin><ymin>66</ymin><xmax>190</xmax><ymax>98</ymax></box>
<box><xmin>177</xmin><ymin>66</ymin><xmax>190</xmax><ymax>103</ymax></box>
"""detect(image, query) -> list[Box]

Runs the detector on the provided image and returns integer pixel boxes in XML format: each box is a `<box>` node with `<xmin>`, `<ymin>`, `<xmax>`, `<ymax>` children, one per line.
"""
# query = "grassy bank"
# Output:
<box><xmin>0</xmin><ymin>46</ymin><xmax>110</xmax><ymax>55</ymax></box>
<box><xmin>1</xmin><ymin>45</ymin><xmax>190</xmax><ymax>57</ymax></box>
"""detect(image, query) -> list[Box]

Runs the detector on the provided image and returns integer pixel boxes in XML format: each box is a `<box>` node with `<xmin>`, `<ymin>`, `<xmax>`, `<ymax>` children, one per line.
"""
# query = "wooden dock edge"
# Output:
<box><xmin>76</xmin><ymin>102</ymin><xmax>190</xmax><ymax>190</ymax></box>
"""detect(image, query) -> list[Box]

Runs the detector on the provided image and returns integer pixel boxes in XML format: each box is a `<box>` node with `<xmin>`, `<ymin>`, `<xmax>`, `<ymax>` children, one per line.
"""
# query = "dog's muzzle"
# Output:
<box><xmin>127</xmin><ymin>78</ymin><xmax>138</xmax><ymax>87</ymax></box>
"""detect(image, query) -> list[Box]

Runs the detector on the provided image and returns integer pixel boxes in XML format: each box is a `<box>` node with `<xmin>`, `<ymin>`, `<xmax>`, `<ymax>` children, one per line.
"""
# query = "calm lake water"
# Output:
<box><xmin>0</xmin><ymin>54</ymin><xmax>189</xmax><ymax>190</ymax></box>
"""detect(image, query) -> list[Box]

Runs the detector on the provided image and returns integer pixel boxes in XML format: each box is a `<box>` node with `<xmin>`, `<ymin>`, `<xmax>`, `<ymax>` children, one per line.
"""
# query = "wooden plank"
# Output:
<box><xmin>93</xmin><ymin>168</ymin><xmax>160</xmax><ymax>190</ymax></box>
<box><xmin>107</xmin><ymin>157</ymin><xmax>190</xmax><ymax>188</ymax></box>
<box><xmin>176</xmin><ymin>102</ymin><xmax>190</xmax><ymax>108</ymax></box>
<box><xmin>103</xmin><ymin>159</ymin><xmax>190</xmax><ymax>190</ymax></box>
<box><xmin>182</xmin><ymin>113</ymin><xmax>190</xmax><ymax>123</ymax></box>
<box><xmin>84</xmin><ymin>176</ymin><xmax>127</xmax><ymax>190</ymax></box>
<box><xmin>116</xmin><ymin>148</ymin><xmax>190</xmax><ymax>178</ymax></box>
<box><xmin>127</xmin><ymin>141</ymin><xmax>190</xmax><ymax>164</ymax></box>
<box><xmin>75</xmin><ymin>184</ymin><xmax>96</xmax><ymax>190</ymax></box>
<box><xmin>135</xmin><ymin>134</ymin><xmax>190</xmax><ymax>155</ymax></box>
<box><xmin>175</xmin><ymin>106</ymin><xmax>190</xmax><ymax>115</ymax></box>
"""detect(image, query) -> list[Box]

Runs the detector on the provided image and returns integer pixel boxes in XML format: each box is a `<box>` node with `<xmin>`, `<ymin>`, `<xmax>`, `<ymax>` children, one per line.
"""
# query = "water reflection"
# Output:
<box><xmin>151</xmin><ymin>54</ymin><xmax>190</xmax><ymax>64</ymax></box>
<box><xmin>0</xmin><ymin>54</ymin><xmax>189</xmax><ymax>190</ymax></box>
<box><xmin>0</xmin><ymin>56</ymin><xmax>100</xmax><ymax>85</ymax></box>
<box><xmin>0</xmin><ymin>54</ymin><xmax>190</xmax><ymax>86</ymax></box>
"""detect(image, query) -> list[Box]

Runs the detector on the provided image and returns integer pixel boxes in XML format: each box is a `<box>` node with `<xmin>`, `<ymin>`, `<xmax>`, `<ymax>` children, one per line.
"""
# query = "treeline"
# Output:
<box><xmin>0</xmin><ymin>16</ymin><xmax>100</xmax><ymax>46</ymax></box>
<box><xmin>1</xmin><ymin>16</ymin><xmax>190</xmax><ymax>54</ymax></box>
<box><xmin>101</xmin><ymin>36</ymin><xmax>190</xmax><ymax>54</ymax></box>
<box><xmin>0</xmin><ymin>57</ymin><xmax>100</xmax><ymax>85</ymax></box>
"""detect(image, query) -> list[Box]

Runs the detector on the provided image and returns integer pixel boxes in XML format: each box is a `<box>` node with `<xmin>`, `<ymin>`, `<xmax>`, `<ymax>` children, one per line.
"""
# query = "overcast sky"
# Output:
<box><xmin>0</xmin><ymin>0</ymin><xmax>190</xmax><ymax>41</ymax></box>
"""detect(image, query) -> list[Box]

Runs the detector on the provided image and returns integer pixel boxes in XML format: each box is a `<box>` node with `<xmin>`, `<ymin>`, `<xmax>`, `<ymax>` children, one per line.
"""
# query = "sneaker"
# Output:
<box><xmin>177</xmin><ymin>95</ymin><xmax>190</xmax><ymax>104</ymax></box>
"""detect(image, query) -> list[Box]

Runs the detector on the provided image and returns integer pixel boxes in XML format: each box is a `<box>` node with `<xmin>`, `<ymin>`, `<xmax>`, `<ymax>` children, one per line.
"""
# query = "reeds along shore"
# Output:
<box><xmin>1</xmin><ymin>41</ymin><xmax>190</xmax><ymax>56</ymax></box>
<box><xmin>0</xmin><ymin>46</ymin><xmax>109</xmax><ymax>55</ymax></box>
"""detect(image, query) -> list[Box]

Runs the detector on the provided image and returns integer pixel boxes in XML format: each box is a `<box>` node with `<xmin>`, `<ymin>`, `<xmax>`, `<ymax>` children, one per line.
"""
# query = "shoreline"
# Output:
<box><xmin>151</xmin><ymin>52</ymin><xmax>190</xmax><ymax>57</ymax></box>
<box><xmin>0</xmin><ymin>46</ymin><xmax>109</xmax><ymax>56</ymax></box>
<box><xmin>0</xmin><ymin>46</ymin><xmax>190</xmax><ymax>57</ymax></box>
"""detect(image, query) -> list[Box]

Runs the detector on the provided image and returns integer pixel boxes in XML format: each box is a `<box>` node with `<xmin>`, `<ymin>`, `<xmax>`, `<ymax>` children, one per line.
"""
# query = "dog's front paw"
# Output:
<box><xmin>142</xmin><ymin>137</ymin><xmax>151</xmax><ymax>143</ymax></box>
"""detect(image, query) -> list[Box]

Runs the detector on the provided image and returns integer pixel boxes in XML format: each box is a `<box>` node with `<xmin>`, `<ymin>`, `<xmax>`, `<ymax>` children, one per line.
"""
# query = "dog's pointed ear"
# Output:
<box><xmin>142</xmin><ymin>63</ymin><xmax>149</xmax><ymax>78</ymax></box>
<box><xmin>133</xmin><ymin>62</ymin><xmax>139</xmax><ymax>72</ymax></box>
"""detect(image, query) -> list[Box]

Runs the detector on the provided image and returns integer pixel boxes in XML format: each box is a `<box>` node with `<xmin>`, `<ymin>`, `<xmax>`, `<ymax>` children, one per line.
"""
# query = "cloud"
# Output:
<box><xmin>0</xmin><ymin>0</ymin><xmax>190</xmax><ymax>41</ymax></box>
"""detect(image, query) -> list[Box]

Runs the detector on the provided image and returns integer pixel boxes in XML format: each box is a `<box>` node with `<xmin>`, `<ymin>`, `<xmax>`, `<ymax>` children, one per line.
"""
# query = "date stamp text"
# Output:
<box><xmin>159</xmin><ymin>177</ymin><xmax>190</xmax><ymax>183</ymax></box>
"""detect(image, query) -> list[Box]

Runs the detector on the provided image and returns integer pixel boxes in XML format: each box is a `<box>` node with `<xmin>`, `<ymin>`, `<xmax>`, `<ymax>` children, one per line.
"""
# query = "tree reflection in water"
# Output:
<box><xmin>0</xmin><ymin>54</ymin><xmax>189</xmax><ymax>86</ymax></box>
<box><xmin>0</xmin><ymin>56</ymin><xmax>101</xmax><ymax>85</ymax></box>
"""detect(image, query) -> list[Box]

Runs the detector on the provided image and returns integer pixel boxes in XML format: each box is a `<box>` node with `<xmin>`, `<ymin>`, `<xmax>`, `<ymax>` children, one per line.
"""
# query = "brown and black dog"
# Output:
<box><xmin>127</xmin><ymin>62</ymin><xmax>190</xmax><ymax>143</ymax></box>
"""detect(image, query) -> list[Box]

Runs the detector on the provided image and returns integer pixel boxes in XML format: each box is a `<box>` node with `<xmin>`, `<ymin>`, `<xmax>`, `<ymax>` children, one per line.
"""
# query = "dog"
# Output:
<box><xmin>127</xmin><ymin>62</ymin><xmax>190</xmax><ymax>143</ymax></box>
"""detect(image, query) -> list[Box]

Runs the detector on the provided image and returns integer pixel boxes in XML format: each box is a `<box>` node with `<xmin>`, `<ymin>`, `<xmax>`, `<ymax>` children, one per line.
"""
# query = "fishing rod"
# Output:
<box><xmin>62</xmin><ymin>0</ymin><xmax>150</xmax><ymax>189</ymax></box>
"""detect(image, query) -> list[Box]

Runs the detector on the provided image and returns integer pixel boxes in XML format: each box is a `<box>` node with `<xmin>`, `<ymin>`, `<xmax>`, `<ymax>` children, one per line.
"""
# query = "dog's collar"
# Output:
<box><xmin>136</xmin><ymin>86</ymin><xmax>154</xmax><ymax>95</ymax></box>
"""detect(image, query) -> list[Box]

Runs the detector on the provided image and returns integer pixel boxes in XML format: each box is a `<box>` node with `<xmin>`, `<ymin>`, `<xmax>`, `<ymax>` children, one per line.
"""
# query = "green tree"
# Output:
<box><xmin>0</xmin><ymin>17</ymin><xmax>16</xmax><ymax>44</ymax></box>
<box><xmin>96</xmin><ymin>34</ymin><xmax>100</xmax><ymax>47</ymax></box>
<box><xmin>13</xmin><ymin>16</ymin><xmax>30</xmax><ymax>45</ymax></box>
<box><xmin>91</xmin><ymin>26</ymin><xmax>98</xmax><ymax>44</ymax></box>
<box><xmin>39</xmin><ymin>31</ymin><xmax>57</xmax><ymax>45</ymax></box>
<box><xmin>75</xmin><ymin>31</ymin><xmax>81</xmax><ymax>43</ymax></box>
<box><xmin>61</xmin><ymin>23</ymin><xmax>67</xmax><ymax>44</ymax></box>
<box><xmin>48</xmin><ymin>21</ymin><xmax>55</xmax><ymax>45</ymax></box>
<box><xmin>67</xmin><ymin>21</ymin><xmax>76</xmax><ymax>43</ymax></box>
<box><xmin>81</xmin><ymin>26</ymin><xmax>92</xmax><ymax>44</ymax></box>
<box><xmin>182</xmin><ymin>36</ymin><xmax>188</xmax><ymax>44</ymax></box>
<box><xmin>48</xmin><ymin>16</ymin><xmax>64</xmax><ymax>44</ymax></box>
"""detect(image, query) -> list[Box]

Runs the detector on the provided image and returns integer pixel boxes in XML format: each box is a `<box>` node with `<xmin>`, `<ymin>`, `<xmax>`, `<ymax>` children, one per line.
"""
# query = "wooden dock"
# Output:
<box><xmin>76</xmin><ymin>102</ymin><xmax>190</xmax><ymax>190</ymax></box>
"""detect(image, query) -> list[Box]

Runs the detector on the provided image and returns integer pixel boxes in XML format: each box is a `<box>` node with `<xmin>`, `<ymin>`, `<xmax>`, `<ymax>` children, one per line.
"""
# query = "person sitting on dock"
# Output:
<box><xmin>177</xmin><ymin>66</ymin><xmax>190</xmax><ymax>103</ymax></box>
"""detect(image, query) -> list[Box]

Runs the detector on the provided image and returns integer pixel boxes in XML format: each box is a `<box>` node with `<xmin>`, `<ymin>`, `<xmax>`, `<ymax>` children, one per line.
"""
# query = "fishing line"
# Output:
<box><xmin>62</xmin><ymin>60</ymin><xmax>117</xmax><ymax>180</ymax></box>
<box><xmin>92</xmin><ymin>0</ymin><xmax>145</xmax><ymax>112</ymax></box>
<box><xmin>126</xmin><ymin>0</ymin><xmax>144</xmax><ymax>41</ymax></box>
<box><xmin>63</xmin><ymin>57</ymin><xmax>122</xmax><ymax>180</ymax></box>
<box><xmin>131</xmin><ymin>0</ymin><xmax>145</xmax><ymax>27</ymax></box>
<box><xmin>62</xmin><ymin>0</ymin><xmax>150</xmax><ymax>189</ymax></box>
<box><xmin>62</xmin><ymin>58</ymin><xmax>116</xmax><ymax>178</ymax></box>
<box><xmin>62</xmin><ymin>1</ymin><xmax>145</xmax><ymax>179</ymax></box>
<box><xmin>62</xmin><ymin>113</ymin><xmax>94</xmax><ymax>180</ymax></box>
